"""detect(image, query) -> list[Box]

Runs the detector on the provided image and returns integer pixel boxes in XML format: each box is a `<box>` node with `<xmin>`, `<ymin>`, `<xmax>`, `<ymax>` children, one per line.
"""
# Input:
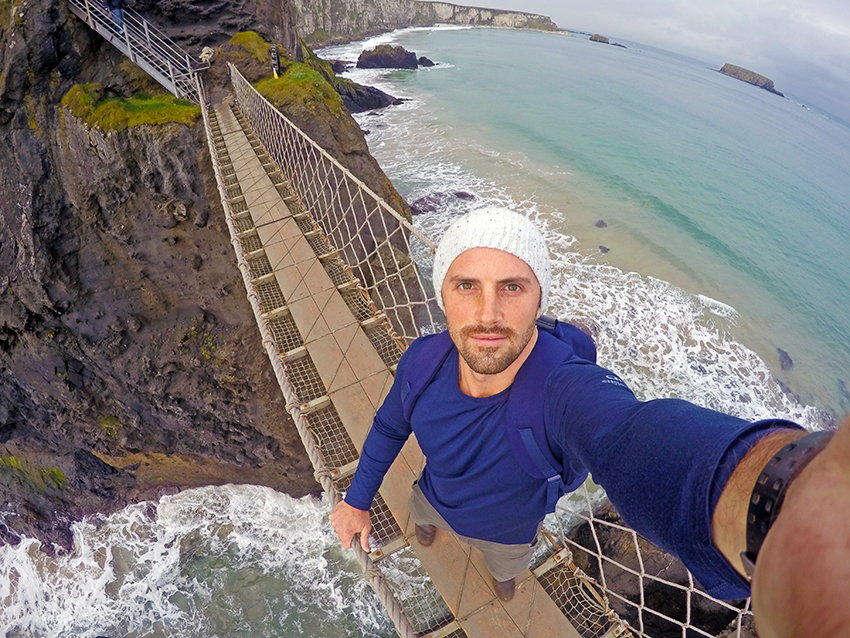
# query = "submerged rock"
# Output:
<box><xmin>778</xmin><ymin>347</ymin><xmax>794</xmax><ymax>370</ymax></box>
<box><xmin>595</xmin><ymin>219</ymin><xmax>608</xmax><ymax>228</ymax></box>
<box><xmin>410</xmin><ymin>191</ymin><xmax>477</xmax><ymax>215</ymax></box>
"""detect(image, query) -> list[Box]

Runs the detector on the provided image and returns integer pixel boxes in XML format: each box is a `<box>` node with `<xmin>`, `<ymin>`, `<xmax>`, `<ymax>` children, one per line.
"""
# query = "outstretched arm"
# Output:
<box><xmin>710</xmin><ymin>428</ymin><xmax>807</xmax><ymax>576</ymax></box>
<box><xmin>745</xmin><ymin>416</ymin><xmax>850</xmax><ymax>637</ymax></box>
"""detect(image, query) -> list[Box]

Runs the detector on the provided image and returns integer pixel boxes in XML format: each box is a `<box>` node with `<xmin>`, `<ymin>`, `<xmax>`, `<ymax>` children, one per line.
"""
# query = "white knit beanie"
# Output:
<box><xmin>432</xmin><ymin>208</ymin><xmax>551</xmax><ymax>311</ymax></box>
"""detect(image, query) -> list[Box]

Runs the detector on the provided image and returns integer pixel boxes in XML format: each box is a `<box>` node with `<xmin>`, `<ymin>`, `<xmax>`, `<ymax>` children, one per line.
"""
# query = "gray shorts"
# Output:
<box><xmin>407</xmin><ymin>482</ymin><xmax>536</xmax><ymax>582</ymax></box>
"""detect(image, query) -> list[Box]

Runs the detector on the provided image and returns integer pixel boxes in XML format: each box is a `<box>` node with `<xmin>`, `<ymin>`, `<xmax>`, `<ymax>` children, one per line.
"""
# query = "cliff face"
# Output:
<box><xmin>0</xmin><ymin>1</ymin><xmax>327</xmax><ymax>548</ymax></box>
<box><xmin>0</xmin><ymin>0</ymin><xmax>427</xmax><ymax>548</ymax></box>
<box><xmin>719</xmin><ymin>63</ymin><xmax>784</xmax><ymax>97</ymax></box>
<box><xmin>294</xmin><ymin>0</ymin><xmax>560</xmax><ymax>46</ymax></box>
<box><xmin>130</xmin><ymin>0</ymin><xmax>300</xmax><ymax>54</ymax></box>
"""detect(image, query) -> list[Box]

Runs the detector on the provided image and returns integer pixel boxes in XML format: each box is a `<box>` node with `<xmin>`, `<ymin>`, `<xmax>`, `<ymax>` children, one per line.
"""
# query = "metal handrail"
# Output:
<box><xmin>64</xmin><ymin>0</ymin><xmax>207</xmax><ymax>102</ymax></box>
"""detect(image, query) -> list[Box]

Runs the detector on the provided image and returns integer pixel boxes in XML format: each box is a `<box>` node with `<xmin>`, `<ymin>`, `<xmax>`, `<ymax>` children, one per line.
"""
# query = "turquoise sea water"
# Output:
<box><xmin>5</xmin><ymin>27</ymin><xmax>850</xmax><ymax>637</ymax></box>
<box><xmin>327</xmin><ymin>27</ymin><xmax>850</xmax><ymax>425</ymax></box>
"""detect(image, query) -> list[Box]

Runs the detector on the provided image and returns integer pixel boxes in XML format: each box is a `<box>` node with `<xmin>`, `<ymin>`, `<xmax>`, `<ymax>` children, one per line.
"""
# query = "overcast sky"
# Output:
<box><xmin>474</xmin><ymin>0</ymin><xmax>850</xmax><ymax>123</ymax></box>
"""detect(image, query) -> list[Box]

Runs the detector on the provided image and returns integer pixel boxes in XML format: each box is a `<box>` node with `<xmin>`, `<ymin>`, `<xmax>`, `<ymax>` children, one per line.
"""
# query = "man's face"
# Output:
<box><xmin>442</xmin><ymin>247</ymin><xmax>542</xmax><ymax>375</ymax></box>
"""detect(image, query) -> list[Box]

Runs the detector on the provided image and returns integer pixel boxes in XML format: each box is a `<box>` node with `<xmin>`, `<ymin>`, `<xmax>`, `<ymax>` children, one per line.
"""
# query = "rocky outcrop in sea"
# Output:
<box><xmin>719</xmin><ymin>63</ymin><xmax>785</xmax><ymax>97</ymax></box>
<box><xmin>358</xmin><ymin>44</ymin><xmax>419</xmax><ymax>69</ymax></box>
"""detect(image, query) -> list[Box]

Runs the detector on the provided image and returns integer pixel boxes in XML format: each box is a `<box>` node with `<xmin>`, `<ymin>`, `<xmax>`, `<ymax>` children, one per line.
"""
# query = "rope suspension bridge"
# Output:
<box><xmin>64</xmin><ymin>4</ymin><xmax>757</xmax><ymax>637</ymax></box>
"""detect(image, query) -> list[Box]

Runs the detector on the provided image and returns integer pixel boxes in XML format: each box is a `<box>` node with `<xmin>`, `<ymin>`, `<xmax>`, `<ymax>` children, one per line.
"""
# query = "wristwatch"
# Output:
<box><xmin>740</xmin><ymin>430</ymin><xmax>833</xmax><ymax>579</ymax></box>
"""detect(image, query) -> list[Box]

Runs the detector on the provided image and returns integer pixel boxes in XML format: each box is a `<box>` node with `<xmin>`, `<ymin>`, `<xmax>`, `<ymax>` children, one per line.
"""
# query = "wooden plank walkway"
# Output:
<box><xmin>213</xmin><ymin>99</ymin><xmax>583</xmax><ymax>638</ymax></box>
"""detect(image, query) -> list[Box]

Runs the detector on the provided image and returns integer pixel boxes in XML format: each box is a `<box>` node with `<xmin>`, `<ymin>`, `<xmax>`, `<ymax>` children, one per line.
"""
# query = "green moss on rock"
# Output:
<box><xmin>61</xmin><ymin>83</ymin><xmax>200</xmax><ymax>132</ymax></box>
<box><xmin>254</xmin><ymin>63</ymin><xmax>345</xmax><ymax>119</ymax></box>
<box><xmin>230</xmin><ymin>31</ymin><xmax>272</xmax><ymax>62</ymax></box>
<box><xmin>1</xmin><ymin>456</ymin><xmax>67</xmax><ymax>491</ymax></box>
<box><xmin>99</xmin><ymin>414</ymin><xmax>122</xmax><ymax>438</ymax></box>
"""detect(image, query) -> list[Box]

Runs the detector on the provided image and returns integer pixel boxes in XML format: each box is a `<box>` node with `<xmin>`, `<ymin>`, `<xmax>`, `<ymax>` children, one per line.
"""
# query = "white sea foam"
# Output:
<box><xmin>0</xmin><ymin>486</ymin><xmax>392</xmax><ymax>638</ymax></box>
<box><xmin>317</xmin><ymin>25</ymin><xmax>469</xmax><ymax>63</ymax></box>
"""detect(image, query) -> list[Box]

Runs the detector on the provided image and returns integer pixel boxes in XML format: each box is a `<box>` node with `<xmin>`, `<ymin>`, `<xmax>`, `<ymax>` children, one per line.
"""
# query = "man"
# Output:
<box><xmin>105</xmin><ymin>0</ymin><xmax>124</xmax><ymax>33</ymax></box>
<box><xmin>330</xmin><ymin>208</ymin><xmax>850</xmax><ymax>636</ymax></box>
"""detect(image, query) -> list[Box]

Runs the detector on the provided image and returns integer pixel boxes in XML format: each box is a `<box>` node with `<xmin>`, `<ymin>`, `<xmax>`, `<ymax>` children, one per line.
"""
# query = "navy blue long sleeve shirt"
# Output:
<box><xmin>345</xmin><ymin>330</ymin><xmax>799</xmax><ymax>599</ymax></box>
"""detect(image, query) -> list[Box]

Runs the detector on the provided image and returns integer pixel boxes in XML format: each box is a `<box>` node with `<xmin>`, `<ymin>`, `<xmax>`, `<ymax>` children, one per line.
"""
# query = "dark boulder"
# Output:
<box><xmin>778</xmin><ymin>348</ymin><xmax>794</xmax><ymax>371</ymax></box>
<box><xmin>357</xmin><ymin>44</ymin><xmax>418</xmax><ymax>70</ymax></box>
<box><xmin>329</xmin><ymin>59</ymin><xmax>350</xmax><ymax>74</ymax></box>
<box><xmin>410</xmin><ymin>191</ymin><xmax>477</xmax><ymax>215</ymax></box>
<box><xmin>338</xmin><ymin>82</ymin><xmax>404</xmax><ymax>113</ymax></box>
<box><xmin>418</xmin><ymin>56</ymin><xmax>435</xmax><ymax>67</ymax></box>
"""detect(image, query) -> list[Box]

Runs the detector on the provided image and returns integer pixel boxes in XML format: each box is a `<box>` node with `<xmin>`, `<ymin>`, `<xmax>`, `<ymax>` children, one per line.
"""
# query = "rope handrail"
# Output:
<box><xmin>228</xmin><ymin>62</ymin><xmax>442</xmax><ymax>345</ymax></box>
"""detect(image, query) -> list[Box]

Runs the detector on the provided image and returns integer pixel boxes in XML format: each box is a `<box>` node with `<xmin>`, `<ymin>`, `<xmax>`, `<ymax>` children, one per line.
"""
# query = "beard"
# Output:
<box><xmin>450</xmin><ymin>321</ymin><xmax>537</xmax><ymax>375</ymax></box>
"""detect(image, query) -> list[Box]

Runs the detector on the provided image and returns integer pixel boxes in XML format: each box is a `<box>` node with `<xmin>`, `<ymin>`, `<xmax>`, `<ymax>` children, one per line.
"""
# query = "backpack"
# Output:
<box><xmin>399</xmin><ymin>315</ymin><xmax>597</xmax><ymax>513</ymax></box>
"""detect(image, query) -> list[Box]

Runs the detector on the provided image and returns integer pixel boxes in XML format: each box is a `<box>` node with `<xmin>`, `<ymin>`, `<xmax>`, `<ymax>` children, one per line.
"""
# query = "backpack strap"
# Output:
<box><xmin>538</xmin><ymin>315</ymin><xmax>597</xmax><ymax>364</ymax></box>
<box><xmin>505</xmin><ymin>317</ymin><xmax>594</xmax><ymax>512</ymax></box>
<box><xmin>400</xmin><ymin>331</ymin><xmax>455</xmax><ymax>421</ymax></box>
<box><xmin>504</xmin><ymin>327</ymin><xmax>578</xmax><ymax>512</ymax></box>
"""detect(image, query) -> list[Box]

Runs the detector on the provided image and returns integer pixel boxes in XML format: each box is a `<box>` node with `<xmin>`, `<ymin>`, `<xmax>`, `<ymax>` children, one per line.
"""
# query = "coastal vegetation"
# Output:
<box><xmin>61</xmin><ymin>83</ymin><xmax>200</xmax><ymax>131</ymax></box>
<box><xmin>0</xmin><ymin>455</ymin><xmax>67</xmax><ymax>491</ymax></box>
<box><xmin>256</xmin><ymin>63</ymin><xmax>346</xmax><ymax>118</ymax></box>
<box><xmin>229</xmin><ymin>30</ymin><xmax>272</xmax><ymax>62</ymax></box>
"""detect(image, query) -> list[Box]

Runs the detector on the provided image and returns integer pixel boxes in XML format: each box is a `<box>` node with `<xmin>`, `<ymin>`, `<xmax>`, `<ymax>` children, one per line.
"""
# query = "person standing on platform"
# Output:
<box><xmin>330</xmin><ymin>208</ymin><xmax>850</xmax><ymax>637</ymax></box>
<box><xmin>106</xmin><ymin>0</ymin><xmax>124</xmax><ymax>34</ymax></box>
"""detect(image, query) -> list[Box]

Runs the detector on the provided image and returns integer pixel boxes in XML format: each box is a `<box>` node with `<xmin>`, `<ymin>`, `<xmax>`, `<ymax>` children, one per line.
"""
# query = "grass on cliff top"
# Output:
<box><xmin>300</xmin><ymin>41</ymin><xmax>358</xmax><ymax>95</ymax></box>
<box><xmin>255</xmin><ymin>63</ymin><xmax>345</xmax><ymax>118</ymax></box>
<box><xmin>230</xmin><ymin>31</ymin><xmax>272</xmax><ymax>62</ymax></box>
<box><xmin>61</xmin><ymin>83</ymin><xmax>200</xmax><ymax>132</ymax></box>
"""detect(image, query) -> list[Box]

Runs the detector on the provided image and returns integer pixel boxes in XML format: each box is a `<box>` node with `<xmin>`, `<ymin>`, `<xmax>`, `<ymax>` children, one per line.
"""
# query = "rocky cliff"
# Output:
<box><xmin>294</xmin><ymin>0</ymin><xmax>560</xmax><ymax>46</ymax></box>
<box><xmin>0</xmin><ymin>0</ymin><xmax>409</xmax><ymax>548</ymax></box>
<box><xmin>719</xmin><ymin>63</ymin><xmax>784</xmax><ymax>97</ymax></box>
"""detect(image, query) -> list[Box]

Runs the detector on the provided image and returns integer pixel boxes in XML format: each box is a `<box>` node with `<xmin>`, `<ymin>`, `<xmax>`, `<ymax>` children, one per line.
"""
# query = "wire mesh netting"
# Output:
<box><xmin>303</xmin><ymin>405</ymin><xmax>360</xmax><ymax>469</ymax></box>
<box><xmin>255</xmin><ymin>280</ymin><xmax>287</xmax><ymax>314</ymax></box>
<box><xmin>363</xmin><ymin>323</ymin><xmax>405</xmax><ymax>369</ymax></box>
<box><xmin>283</xmin><ymin>355</ymin><xmax>327</xmax><ymax>404</ymax></box>
<box><xmin>335</xmin><ymin>474</ymin><xmax>404</xmax><ymax>548</ymax></box>
<box><xmin>240</xmin><ymin>232</ymin><xmax>263</xmax><ymax>254</ymax></box>
<box><xmin>341</xmin><ymin>287</ymin><xmax>379</xmax><ymax>323</ymax></box>
<box><xmin>376</xmin><ymin>547</ymin><xmax>456</xmax><ymax>636</ymax></box>
<box><xmin>247</xmin><ymin>255</ymin><xmax>273</xmax><ymax>279</ymax></box>
<box><xmin>322</xmin><ymin>257</ymin><xmax>356</xmax><ymax>286</ymax></box>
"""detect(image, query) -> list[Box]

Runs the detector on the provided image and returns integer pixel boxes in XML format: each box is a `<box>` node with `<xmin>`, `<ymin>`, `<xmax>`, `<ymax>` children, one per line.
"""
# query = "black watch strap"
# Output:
<box><xmin>740</xmin><ymin>430</ymin><xmax>832</xmax><ymax>579</ymax></box>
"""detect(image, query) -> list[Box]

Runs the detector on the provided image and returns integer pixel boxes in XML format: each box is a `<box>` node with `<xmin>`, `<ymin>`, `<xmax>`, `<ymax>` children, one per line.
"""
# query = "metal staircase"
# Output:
<box><xmin>65</xmin><ymin>0</ymin><xmax>207</xmax><ymax>103</ymax></box>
